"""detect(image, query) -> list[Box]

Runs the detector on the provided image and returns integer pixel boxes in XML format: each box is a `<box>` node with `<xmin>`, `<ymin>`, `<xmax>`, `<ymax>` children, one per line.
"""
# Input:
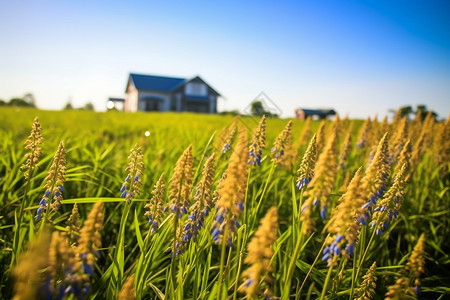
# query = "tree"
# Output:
<box><xmin>83</xmin><ymin>102</ymin><xmax>95</xmax><ymax>111</ymax></box>
<box><xmin>23</xmin><ymin>93</ymin><xmax>36</xmax><ymax>107</ymax></box>
<box><xmin>9</xmin><ymin>98</ymin><xmax>34</xmax><ymax>107</ymax></box>
<box><xmin>63</xmin><ymin>102</ymin><xmax>73</xmax><ymax>110</ymax></box>
<box><xmin>251</xmin><ymin>101</ymin><xmax>267</xmax><ymax>116</ymax></box>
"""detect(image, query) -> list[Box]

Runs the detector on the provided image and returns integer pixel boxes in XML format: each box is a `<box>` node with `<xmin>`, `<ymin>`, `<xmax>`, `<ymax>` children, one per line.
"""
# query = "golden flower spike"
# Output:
<box><xmin>36</xmin><ymin>141</ymin><xmax>67</xmax><ymax>220</ymax></box>
<box><xmin>119</xmin><ymin>144</ymin><xmax>144</xmax><ymax>204</ymax></box>
<box><xmin>355</xmin><ymin>261</ymin><xmax>377</xmax><ymax>300</ymax></box>
<box><xmin>212</xmin><ymin>129</ymin><xmax>248</xmax><ymax>246</ymax></box>
<box><xmin>144</xmin><ymin>173</ymin><xmax>166</xmax><ymax>233</ymax></box>
<box><xmin>248</xmin><ymin>115</ymin><xmax>266</xmax><ymax>166</ymax></box>
<box><xmin>239</xmin><ymin>207</ymin><xmax>277</xmax><ymax>300</ymax></box>
<box><xmin>271</xmin><ymin>120</ymin><xmax>292</xmax><ymax>163</ymax></box>
<box><xmin>21</xmin><ymin>116</ymin><xmax>43</xmax><ymax>180</ymax></box>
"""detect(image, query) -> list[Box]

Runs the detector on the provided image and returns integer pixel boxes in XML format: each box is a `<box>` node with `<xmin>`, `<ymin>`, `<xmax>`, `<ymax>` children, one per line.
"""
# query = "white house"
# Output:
<box><xmin>124</xmin><ymin>73</ymin><xmax>220</xmax><ymax>113</ymax></box>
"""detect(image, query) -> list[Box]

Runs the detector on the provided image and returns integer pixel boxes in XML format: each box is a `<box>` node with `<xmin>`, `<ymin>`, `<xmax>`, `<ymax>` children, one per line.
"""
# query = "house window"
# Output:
<box><xmin>185</xmin><ymin>83</ymin><xmax>207</xmax><ymax>96</ymax></box>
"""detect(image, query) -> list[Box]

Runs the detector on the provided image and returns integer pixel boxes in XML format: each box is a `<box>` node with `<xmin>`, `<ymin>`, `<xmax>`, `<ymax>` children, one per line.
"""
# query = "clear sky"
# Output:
<box><xmin>0</xmin><ymin>0</ymin><xmax>449</xmax><ymax>119</ymax></box>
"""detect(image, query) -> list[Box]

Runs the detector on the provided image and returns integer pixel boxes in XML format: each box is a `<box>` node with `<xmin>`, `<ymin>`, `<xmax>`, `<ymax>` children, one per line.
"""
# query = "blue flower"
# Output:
<box><xmin>320</xmin><ymin>205</ymin><xmax>328</xmax><ymax>220</ymax></box>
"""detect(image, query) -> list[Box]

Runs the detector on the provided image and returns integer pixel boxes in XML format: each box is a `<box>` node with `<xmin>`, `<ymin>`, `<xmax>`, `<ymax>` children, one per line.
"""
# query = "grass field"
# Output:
<box><xmin>0</xmin><ymin>107</ymin><xmax>449</xmax><ymax>299</ymax></box>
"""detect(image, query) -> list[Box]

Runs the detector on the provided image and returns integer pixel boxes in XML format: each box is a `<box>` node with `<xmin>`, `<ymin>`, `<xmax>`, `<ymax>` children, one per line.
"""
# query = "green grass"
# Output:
<box><xmin>0</xmin><ymin>107</ymin><xmax>448</xmax><ymax>299</ymax></box>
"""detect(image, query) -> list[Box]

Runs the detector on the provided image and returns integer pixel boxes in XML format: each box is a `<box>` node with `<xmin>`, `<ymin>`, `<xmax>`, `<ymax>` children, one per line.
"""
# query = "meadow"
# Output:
<box><xmin>0</xmin><ymin>107</ymin><xmax>448</xmax><ymax>299</ymax></box>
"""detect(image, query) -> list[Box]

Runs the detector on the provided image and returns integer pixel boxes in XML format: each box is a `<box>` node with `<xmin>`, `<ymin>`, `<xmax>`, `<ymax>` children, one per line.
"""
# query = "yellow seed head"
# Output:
<box><xmin>40</xmin><ymin>141</ymin><xmax>66</xmax><ymax>213</ymax></box>
<box><xmin>212</xmin><ymin>129</ymin><xmax>248</xmax><ymax>244</ymax></box>
<box><xmin>239</xmin><ymin>207</ymin><xmax>277</xmax><ymax>299</ymax></box>
<box><xmin>77</xmin><ymin>201</ymin><xmax>104</xmax><ymax>270</ymax></box>
<box><xmin>296</xmin><ymin>134</ymin><xmax>317</xmax><ymax>190</ymax></box>
<box><xmin>123</xmin><ymin>144</ymin><xmax>145</xmax><ymax>203</ymax></box>
<box><xmin>21</xmin><ymin>117</ymin><xmax>43</xmax><ymax>179</ymax></box>
<box><xmin>144</xmin><ymin>173</ymin><xmax>166</xmax><ymax>233</ymax></box>
<box><xmin>66</xmin><ymin>203</ymin><xmax>81</xmax><ymax>244</ymax></box>
<box><xmin>13</xmin><ymin>231</ymin><xmax>51</xmax><ymax>300</ymax></box>
<box><xmin>298</xmin><ymin>116</ymin><xmax>312</xmax><ymax>146</ymax></box>
<box><xmin>248</xmin><ymin>115</ymin><xmax>266</xmax><ymax>166</ymax></box>
<box><xmin>355</xmin><ymin>261</ymin><xmax>377</xmax><ymax>300</ymax></box>
<box><xmin>357</xmin><ymin>117</ymin><xmax>371</xmax><ymax>149</ymax></box>
<box><xmin>220</xmin><ymin>117</ymin><xmax>238</xmax><ymax>154</ymax></box>
<box><xmin>168</xmin><ymin>145</ymin><xmax>194</xmax><ymax>216</ymax></box>
<box><xmin>338</xmin><ymin>124</ymin><xmax>353</xmax><ymax>170</ymax></box>
<box><xmin>359</xmin><ymin>133</ymin><xmax>390</xmax><ymax>215</ymax></box>
<box><xmin>315</xmin><ymin>121</ymin><xmax>326</xmax><ymax>154</ymax></box>
<box><xmin>271</xmin><ymin>120</ymin><xmax>292</xmax><ymax>163</ymax></box>
<box><xmin>406</xmin><ymin>234</ymin><xmax>426</xmax><ymax>291</ymax></box>
<box><xmin>390</xmin><ymin>117</ymin><xmax>409</xmax><ymax>163</ymax></box>
<box><xmin>302</xmin><ymin>132</ymin><xmax>338</xmax><ymax>221</ymax></box>
<box><xmin>119</xmin><ymin>275</ymin><xmax>136</xmax><ymax>300</ymax></box>
<box><xmin>326</xmin><ymin>168</ymin><xmax>363</xmax><ymax>247</ymax></box>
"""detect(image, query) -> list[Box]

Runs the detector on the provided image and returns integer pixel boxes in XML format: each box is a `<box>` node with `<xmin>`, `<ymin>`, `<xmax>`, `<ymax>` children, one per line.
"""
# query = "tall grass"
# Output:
<box><xmin>0</xmin><ymin>107</ymin><xmax>449</xmax><ymax>299</ymax></box>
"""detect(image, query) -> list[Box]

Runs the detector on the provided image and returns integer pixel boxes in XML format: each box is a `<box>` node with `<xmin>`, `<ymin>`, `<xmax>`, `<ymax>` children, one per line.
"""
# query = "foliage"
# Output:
<box><xmin>0</xmin><ymin>107</ymin><xmax>448</xmax><ymax>299</ymax></box>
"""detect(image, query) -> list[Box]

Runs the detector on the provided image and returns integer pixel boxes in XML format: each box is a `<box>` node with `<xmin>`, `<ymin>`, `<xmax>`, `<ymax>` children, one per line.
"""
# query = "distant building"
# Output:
<box><xmin>107</xmin><ymin>98</ymin><xmax>125</xmax><ymax>111</ymax></box>
<box><xmin>295</xmin><ymin>108</ymin><xmax>337</xmax><ymax>120</ymax></box>
<box><xmin>124</xmin><ymin>73</ymin><xmax>220</xmax><ymax>113</ymax></box>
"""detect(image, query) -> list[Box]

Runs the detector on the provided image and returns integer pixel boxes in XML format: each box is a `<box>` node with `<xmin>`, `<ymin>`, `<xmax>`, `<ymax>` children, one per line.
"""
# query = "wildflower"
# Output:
<box><xmin>357</xmin><ymin>133</ymin><xmax>390</xmax><ymax>226</ymax></box>
<box><xmin>323</xmin><ymin>168</ymin><xmax>363</xmax><ymax>266</ymax></box>
<box><xmin>248</xmin><ymin>115</ymin><xmax>266</xmax><ymax>166</ymax></box>
<box><xmin>355</xmin><ymin>262</ymin><xmax>377</xmax><ymax>300</ymax></box>
<box><xmin>49</xmin><ymin>231</ymin><xmax>89</xmax><ymax>299</ymax></box>
<box><xmin>120</xmin><ymin>144</ymin><xmax>144</xmax><ymax>204</ymax></box>
<box><xmin>357</xmin><ymin>117</ymin><xmax>371</xmax><ymax>149</ymax></box>
<box><xmin>385</xmin><ymin>234</ymin><xmax>426</xmax><ymax>299</ymax></box>
<box><xmin>167</xmin><ymin>145</ymin><xmax>194</xmax><ymax>218</ymax></box>
<box><xmin>406</xmin><ymin>234</ymin><xmax>426</xmax><ymax>296</ymax></box>
<box><xmin>36</xmin><ymin>141</ymin><xmax>66</xmax><ymax>220</ymax></box>
<box><xmin>296</xmin><ymin>134</ymin><xmax>317</xmax><ymax>191</ymax></box>
<box><xmin>390</xmin><ymin>117</ymin><xmax>409</xmax><ymax>163</ymax></box>
<box><xmin>298</xmin><ymin>116</ymin><xmax>311</xmax><ymax>146</ymax></box>
<box><xmin>380</xmin><ymin>115</ymin><xmax>390</xmax><ymax>140</ymax></box>
<box><xmin>301</xmin><ymin>132</ymin><xmax>338</xmax><ymax>227</ymax></box>
<box><xmin>66</xmin><ymin>203</ymin><xmax>81</xmax><ymax>244</ymax></box>
<box><xmin>77</xmin><ymin>201</ymin><xmax>104</xmax><ymax>278</ymax></box>
<box><xmin>119</xmin><ymin>275</ymin><xmax>136</xmax><ymax>300</ymax></box>
<box><xmin>212</xmin><ymin>129</ymin><xmax>248</xmax><ymax>245</ymax></box>
<box><xmin>315</xmin><ymin>121</ymin><xmax>326</xmax><ymax>155</ymax></box>
<box><xmin>221</xmin><ymin>117</ymin><xmax>238</xmax><ymax>153</ymax></box>
<box><xmin>166</xmin><ymin>145</ymin><xmax>194</xmax><ymax>258</ymax></box>
<box><xmin>437</xmin><ymin>115</ymin><xmax>450</xmax><ymax>172</ymax></box>
<box><xmin>371</xmin><ymin>164</ymin><xmax>408</xmax><ymax>235</ymax></box>
<box><xmin>271</xmin><ymin>120</ymin><xmax>292</xmax><ymax>162</ymax></box>
<box><xmin>13</xmin><ymin>231</ymin><xmax>51</xmax><ymax>300</ymax></box>
<box><xmin>410</xmin><ymin>129</ymin><xmax>427</xmax><ymax>171</ymax></box>
<box><xmin>21</xmin><ymin>117</ymin><xmax>43</xmax><ymax>179</ymax></box>
<box><xmin>184</xmin><ymin>154</ymin><xmax>215</xmax><ymax>243</ymax></box>
<box><xmin>392</xmin><ymin>108</ymin><xmax>403</xmax><ymax>126</ymax></box>
<box><xmin>144</xmin><ymin>173</ymin><xmax>166</xmax><ymax>233</ymax></box>
<box><xmin>239</xmin><ymin>207</ymin><xmax>277</xmax><ymax>299</ymax></box>
<box><xmin>338</xmin><ymin>124</ymin><xmax>353</xmax><ymax>170</ymax></box>
<box><xmin>394</xmin><ymin>139</ymin><xmax>411</xmax><ymax>177</ymax></box>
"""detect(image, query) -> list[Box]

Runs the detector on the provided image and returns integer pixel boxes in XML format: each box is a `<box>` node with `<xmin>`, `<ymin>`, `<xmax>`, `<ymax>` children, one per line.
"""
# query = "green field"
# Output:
<box><xmin>0</xmin><ymin>107</ymin><xmax>449</xmax><ymax>299</ymax></box>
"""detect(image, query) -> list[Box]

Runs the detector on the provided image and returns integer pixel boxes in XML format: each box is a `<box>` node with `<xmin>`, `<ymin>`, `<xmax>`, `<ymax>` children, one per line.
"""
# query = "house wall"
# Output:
<box><xmin>125</xmin><ymin>81</ymin><xmax>139</xmax><ymax>112</ymax></box>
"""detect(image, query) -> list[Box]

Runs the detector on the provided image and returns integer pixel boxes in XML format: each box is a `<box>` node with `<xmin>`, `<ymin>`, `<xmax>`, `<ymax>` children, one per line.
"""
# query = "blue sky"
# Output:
<box><xmin>0</xmin><ymin>0</ymin><xmax>449</xmax><ymax>118</ymax></box>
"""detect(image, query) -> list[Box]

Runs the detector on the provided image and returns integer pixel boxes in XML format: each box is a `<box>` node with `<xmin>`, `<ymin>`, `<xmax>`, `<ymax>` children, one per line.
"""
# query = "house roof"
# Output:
<box><xmin>297</xmin><ymin>108</ymin><xmax>336</xmax><ymax>115</ymax></box>
<box><xmin>126</xmin><ymin>73</ymin><xmax>221</xmax><ymax>96</ymax></box>
<box><xmin>127</xmin><ymin>73</ymin><xmax>186</xmax><ymax>93</ymax></box>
